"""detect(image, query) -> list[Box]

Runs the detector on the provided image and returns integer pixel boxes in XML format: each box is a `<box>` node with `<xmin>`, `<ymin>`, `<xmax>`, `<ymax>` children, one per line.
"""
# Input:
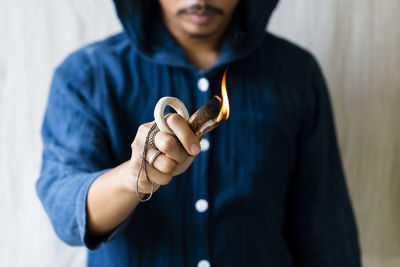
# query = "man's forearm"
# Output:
<box><xmin>86</xmin><ymin>160</ymin><xmax>142</xmax><ymax>237</ymax></box>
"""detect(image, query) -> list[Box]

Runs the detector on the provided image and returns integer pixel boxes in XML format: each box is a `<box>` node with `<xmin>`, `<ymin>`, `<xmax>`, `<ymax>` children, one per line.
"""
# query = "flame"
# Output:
<box><xmin>216</xmin><ymin>69</ymin><xmax>230</xmax><ymax>122</ymax></box>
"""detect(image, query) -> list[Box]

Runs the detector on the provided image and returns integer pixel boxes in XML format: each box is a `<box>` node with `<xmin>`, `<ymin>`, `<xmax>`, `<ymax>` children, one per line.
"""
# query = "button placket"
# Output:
<box><xmin>190</xmin><ymin>73</ymin><xmax>211</xmax><ymax>267</ymax></box>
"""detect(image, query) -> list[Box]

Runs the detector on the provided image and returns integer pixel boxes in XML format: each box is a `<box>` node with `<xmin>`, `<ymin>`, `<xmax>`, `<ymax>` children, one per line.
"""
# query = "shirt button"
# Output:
<box><xmin>200</xmin><ymin>138</ymin><xmax>210</xmax><ymax>152</ymax></box>
<box><xmin>197</xmin><ymin>260</ymin><xmax>210</xmax><ymax>267</ymax></box>
<box><xmin>197</xmin><ymin>77</ymin><xmax>209</xmax><ymax>92</ymax></box>
<box><xmin>195</xmin><ymin>199</ymin><xmax>208</xmax><ymax>213</ymax></box>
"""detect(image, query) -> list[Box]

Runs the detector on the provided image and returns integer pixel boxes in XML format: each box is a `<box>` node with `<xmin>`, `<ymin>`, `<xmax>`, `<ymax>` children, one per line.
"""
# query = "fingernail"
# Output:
<box><xmin>190</xmin><ymin>143</ymin><xmax>201</xmax><ymax>155</ymax></box>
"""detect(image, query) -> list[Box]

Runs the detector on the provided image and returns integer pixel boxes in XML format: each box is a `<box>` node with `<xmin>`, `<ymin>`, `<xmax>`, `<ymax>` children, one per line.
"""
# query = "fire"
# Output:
<box><xmin>216</xmin><ymin>69</ymin><xmax>230</xmax><ymax>122</ymax></box>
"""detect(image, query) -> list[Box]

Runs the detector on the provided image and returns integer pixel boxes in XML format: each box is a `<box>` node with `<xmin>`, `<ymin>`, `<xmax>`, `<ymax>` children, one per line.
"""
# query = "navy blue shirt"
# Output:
<box><xmin>36</xmin><ymin>0</ymin><xmax>361</xmax><ymax>266</ymax></box>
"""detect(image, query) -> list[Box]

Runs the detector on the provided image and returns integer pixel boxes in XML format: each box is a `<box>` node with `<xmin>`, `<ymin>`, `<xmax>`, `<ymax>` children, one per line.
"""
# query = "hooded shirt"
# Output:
<box><xmin>36</xmin><ymin>0</ymin><xmax>362</xmax><ymax>266</ymax></box>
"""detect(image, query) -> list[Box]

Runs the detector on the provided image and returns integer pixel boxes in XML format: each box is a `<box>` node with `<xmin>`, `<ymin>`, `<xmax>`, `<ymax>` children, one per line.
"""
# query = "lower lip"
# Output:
<box><xmin>187</xmin><ymin>13</ymin><xmax>215</xmax><ymax>25</ymax></box>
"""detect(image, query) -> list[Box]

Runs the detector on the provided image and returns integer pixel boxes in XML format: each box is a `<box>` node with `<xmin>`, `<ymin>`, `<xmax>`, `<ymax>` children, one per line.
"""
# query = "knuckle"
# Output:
<box><xmin>131</xmin><ymin>139</ymin><xmax>144</xmax><ymax>154</ymax></box>
<box><xmin>131</xmin><ymin>139</ymin><xmax>138</xmax><ymax>150</ymax></box>
<box><xmin>137</xmin><ymin>124</ymin><xmax>149</xmax><ymax>136</ymax></box>
<box><xmin>167</xmin><ymin>113</ymin><xmax>183</xmax><ymax>126</ymax></box>
<box><xmin>159</xmin><ymin>135</ymin><xmax>177</xmax><ymax>152</ymax></box>
<box><xmin>160</xmin><ymin>158</ymin><xmax>177</xmax><ymax>174</ymax></box>
<box><xmin>137</xmin><ymin>124</ymin><xmax>146</xmax><ymax>134</ymax></box>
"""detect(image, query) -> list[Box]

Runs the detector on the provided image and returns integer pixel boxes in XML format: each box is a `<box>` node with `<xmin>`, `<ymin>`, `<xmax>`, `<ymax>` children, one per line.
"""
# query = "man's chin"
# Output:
<box><xmin>185</xmin><ymin>31</ymin><xmax>215</xmax><ymax>39</ymax></box>
<box><xmin>182</xmin><ymin>25</ymin><xmax>219</xmax><ymax>39</ymax></box>
<box><xmin>175</xmin><ymin>15</ymin><xmax>228</xmax><ymax>40</ymax></box>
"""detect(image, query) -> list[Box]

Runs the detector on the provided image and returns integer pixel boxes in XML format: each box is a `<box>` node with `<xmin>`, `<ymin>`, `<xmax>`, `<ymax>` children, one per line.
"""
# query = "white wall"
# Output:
<box><xmin>1</xmin><ymin>1</ymin><xmax>398</xmax><ymax>266</ymax></box>
<box><xmin>0</xmin><ymin>1</ymin><xmax>121</xmax><ymax>266</ymax></box>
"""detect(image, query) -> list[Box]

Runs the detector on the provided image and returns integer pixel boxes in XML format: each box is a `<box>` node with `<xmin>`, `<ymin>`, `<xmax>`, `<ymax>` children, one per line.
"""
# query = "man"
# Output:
<box><xmin>36</xmin><ymin>0</ymin><xmax>362</xmax><ymax>266</ymax></box>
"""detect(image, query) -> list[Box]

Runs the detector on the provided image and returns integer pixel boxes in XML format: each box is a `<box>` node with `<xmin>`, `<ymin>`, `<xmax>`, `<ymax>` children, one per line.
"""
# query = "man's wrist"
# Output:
<box><xmin>118</xmin><ymin>160</ymin><xmax>137</xmax><ymax>194</ymax></box>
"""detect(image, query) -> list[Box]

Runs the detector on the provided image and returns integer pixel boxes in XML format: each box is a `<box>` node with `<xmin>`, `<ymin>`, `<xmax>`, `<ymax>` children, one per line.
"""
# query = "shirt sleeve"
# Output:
<box><xmin>36</xmin><ymin>50</ymin><xmax>131</xmax><ymax>250</ymax></box>
<box><xmin>283</xmin><ymin>56</ymin><xmax>362</xmax><ymax>266</ymax></box>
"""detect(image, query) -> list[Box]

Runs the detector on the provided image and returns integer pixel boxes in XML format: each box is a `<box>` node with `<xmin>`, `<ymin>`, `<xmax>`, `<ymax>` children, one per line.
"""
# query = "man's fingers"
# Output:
<box><xmin>145</xmin><ymin>148</ymin><xmax>177</xmax><ymax>174</ymax></box>
<box><xmin>165</xmin><ymin>113</ymin><xmax>200</xmax><ymax>156</ymax></box>
<box><xmin>130</xmin><ymin>117</ymin><xmax>198</xmax><ymax>193</ymax></box>
<box><xmin>131</xmin><ymin>154</ymin><xmax>173</xmax><ymax>186</ymax></box>
<box><xmin>154</xmin><ymin>131</ymin><xmax>187</xmax><ymax>163</ymax></box>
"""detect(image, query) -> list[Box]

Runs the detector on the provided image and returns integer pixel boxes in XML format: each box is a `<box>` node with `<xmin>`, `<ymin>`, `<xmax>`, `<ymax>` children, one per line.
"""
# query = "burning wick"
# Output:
<box><xmin>154</xmin><ymin>70</ymin><xmax>230</xmax><ymax>140</ymax></box>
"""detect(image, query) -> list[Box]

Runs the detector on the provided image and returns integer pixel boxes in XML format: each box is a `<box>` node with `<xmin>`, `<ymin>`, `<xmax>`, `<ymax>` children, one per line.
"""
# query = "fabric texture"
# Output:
<box><xmin>36</xmin><ymin>0</ymin><xmax>362</xmax><ymax>266</ymax></box>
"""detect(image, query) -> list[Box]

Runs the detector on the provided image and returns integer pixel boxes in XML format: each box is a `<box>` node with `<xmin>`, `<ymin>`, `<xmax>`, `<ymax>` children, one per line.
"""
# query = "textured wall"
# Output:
<box><xmin>0</xmin><ymin>1</ymin><xmax>398</xmax><ymax>266</ymax></box>
<box><xmin>0</xmin><ymin>1</ymin><xmax>121</xmax><ymax>266</ymax></box>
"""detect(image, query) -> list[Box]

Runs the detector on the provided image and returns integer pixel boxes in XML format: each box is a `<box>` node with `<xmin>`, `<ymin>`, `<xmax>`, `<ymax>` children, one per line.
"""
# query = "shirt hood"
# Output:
<box><xmin>113</xmin><ymin>0</ymin><xmax>279</xmax><ymax>70</ymax></box>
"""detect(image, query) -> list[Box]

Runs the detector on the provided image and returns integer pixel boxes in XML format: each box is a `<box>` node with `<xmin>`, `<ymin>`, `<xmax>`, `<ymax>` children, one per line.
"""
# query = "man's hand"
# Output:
<box><xmin>87</xmin><ymin>113</ymin><xmax>200</xmax><ymax>236</ymax></box>
<box><xmin>126</xmin><ymin>113</ymin><xmax>201</xmax><ymax>195</ymax></box>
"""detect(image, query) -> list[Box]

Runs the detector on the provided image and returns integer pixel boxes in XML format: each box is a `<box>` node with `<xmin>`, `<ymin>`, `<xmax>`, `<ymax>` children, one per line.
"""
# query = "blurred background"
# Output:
<box><xmin>0</xmin><ymin>0</ymin><xmax>399</xmax><ymax>266</ymax></box>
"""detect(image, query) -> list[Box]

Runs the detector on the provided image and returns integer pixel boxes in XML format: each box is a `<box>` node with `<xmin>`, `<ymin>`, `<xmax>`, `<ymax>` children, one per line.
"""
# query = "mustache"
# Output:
<box><xmin>177</xmin><ymin>3</ymin><xmax>224</xmax><ymax>16</ymax></box>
